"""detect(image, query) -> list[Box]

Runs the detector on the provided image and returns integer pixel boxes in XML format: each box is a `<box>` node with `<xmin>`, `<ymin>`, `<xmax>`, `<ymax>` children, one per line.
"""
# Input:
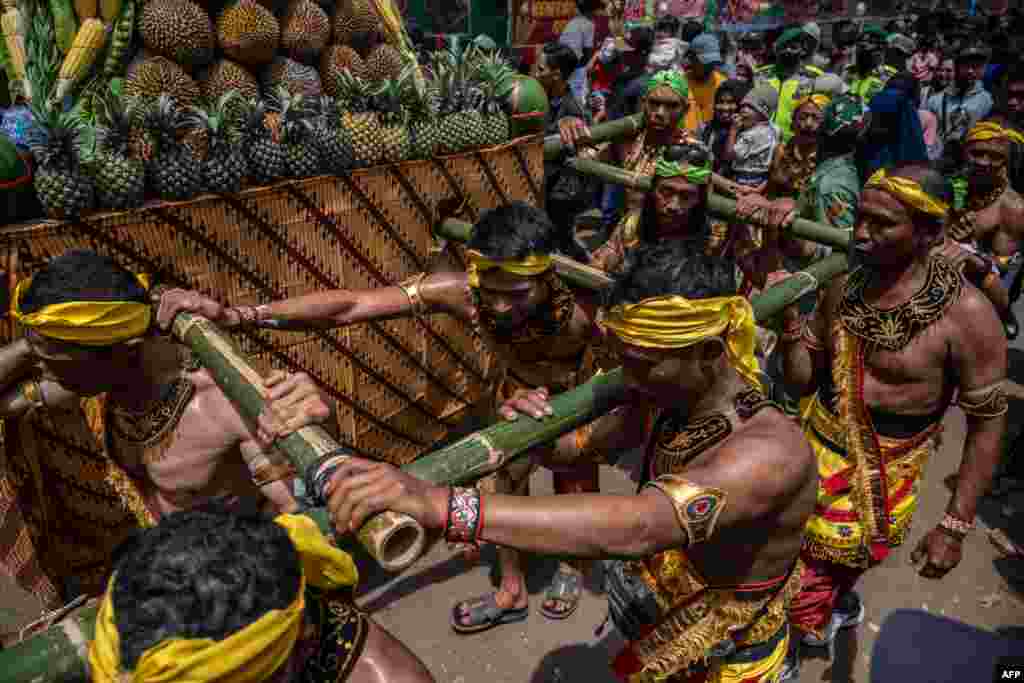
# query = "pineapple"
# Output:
<box><xmin>336</xmin><ymin>70</ymin><xmax>382</xmax><ymax>168</ymax></box>
<box><xmin>371</xmin><ymin>78</ymin><xmax>410</xmax><ymax>165</ymax></box>
<box><xmin>432</xmin><ymin>51</ymin><xmax>485</xmax><ymax>155</ymax></box>
<box><xmin>145</xmin><ymin>94</ymin><xmax>203</xmax><ymax>201</ymax></box>
<box><xmin>314</xmin><ymin>96</ymin><xmax>354</xmax><ymax>174</ymax></box>
<box><xmin>92</xmin><ymin>95</ymin><xmax>147</xmax><ymax>210</ymax></box>
<box><xmin>400</xmin><ymin>67</ymin><xmax>439</xmax><ymax>160</ymax></box>
<box><xmin>364</xmin><ymin>42</ymin><xmax>404</xmax><ymax>84</ymax></box>
<box><xmin>244</xmin><ymin>98</ymin><xmax>286</xmax><ymax>184</ymax></box>
<box><xmin>186</xmin><ymin>91</ymin><xmax>249</xmax><ymax>194</ymax></box>
<box><xmin>275</xmin><ymin>88</ymin><xmax>321</xmax><ymax>178</ymax></box>
<box><xmin>29</xmin><ymin>105</ymin><xmax>95</xmax><ymax>219</ymax></box>
<box><xmin>474</xmin><ymin>53</ymin><xmax>514</xmax><ymax>147</ymax></box>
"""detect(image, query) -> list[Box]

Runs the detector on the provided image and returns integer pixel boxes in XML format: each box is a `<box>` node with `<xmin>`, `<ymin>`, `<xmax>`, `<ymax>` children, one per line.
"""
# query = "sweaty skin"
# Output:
<box><xmin>962</xmin><ymin>139</ymin><xmax>1024</xmax><ymax>262</ymax></box>
<box><xmin>782</xmin><ymin>186</ymin><xmax>1007</xmax><ymax>577</ymax></box>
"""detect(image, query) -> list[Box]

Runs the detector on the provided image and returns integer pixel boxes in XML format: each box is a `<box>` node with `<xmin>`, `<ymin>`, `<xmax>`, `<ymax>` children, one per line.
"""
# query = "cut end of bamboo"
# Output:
<box><xmin>356</xmin><ymin>510</ymin><xmax>427</xmax><ymax>573</ymax></box>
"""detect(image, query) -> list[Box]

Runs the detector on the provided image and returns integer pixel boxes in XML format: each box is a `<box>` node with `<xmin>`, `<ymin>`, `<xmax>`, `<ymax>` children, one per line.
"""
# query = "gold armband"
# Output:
<box><xmin>19</xmin><ymin>379</ymin><xmax>44</xmax><ymax>411</ymax></box>
<box><xmin>398</xmin><ymin>273</ymin><xmax>429</xmax><ymax>317</ymax></box>
<box><xmin>644</xmin><ymin>475</ymin><xmax>727</xmax><ymax>546</ymax></box>
<box><xmin>957</xmin><ymin>381</ymin><xmax>1009</xmax><ymax>418</ymax></box>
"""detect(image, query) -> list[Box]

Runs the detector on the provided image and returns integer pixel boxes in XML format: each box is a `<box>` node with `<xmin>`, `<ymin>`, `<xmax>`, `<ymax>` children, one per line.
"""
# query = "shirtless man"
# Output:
<box><xmin>169</xmin><ymin>202</ymin><xmax>605</xmax><ymax>629</ymax></box>
<box><xmin>323</xmin><ymin>242</ymin><xmax>819</xmax><ymax>683</ymax></box>
<box><xmin>0</xmin><ymin>249</ymin><xmax>330</xmax><ymax>609</ymax></box>
<box><xmin>776</xmin><ymin>164</ymin><xmax>1007</xmax><ymax>680</ymax></box>
<box><xmin>945</xmin><ymin>119</ymin><xmax>1024</xmax><ymax>332</ymax></box>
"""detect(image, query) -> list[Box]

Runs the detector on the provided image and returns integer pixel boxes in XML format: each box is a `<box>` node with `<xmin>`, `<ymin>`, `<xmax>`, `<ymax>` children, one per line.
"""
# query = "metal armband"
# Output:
<box><xmin>19</xmin><ymin>379</ymin><xmax>45</xmax><ymax>411</ymax></box>
<box><xmin>644</xmin><ymin>475</ymin><xmax>727</xmax><ymax>546</ymax></box>
<box><xmin>398</xmin><ymin>273</ymin><xmax>429</xmax><ymax>317</ymax></box>
<box><xmin>957</xmin><ymin>381</ymin><xmax>1009</xmax><ymax>419</ymax></box>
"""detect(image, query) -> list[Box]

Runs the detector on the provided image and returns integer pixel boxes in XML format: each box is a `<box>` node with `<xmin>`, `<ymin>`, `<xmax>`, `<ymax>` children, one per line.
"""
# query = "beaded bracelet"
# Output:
<box><xmin>938</xmin><ymin>512</ymin><xmax>974</xmax><ymax>541</ymax></box>
<box><xmin>445</xmin><ymin>486</ymin><xmax>483</xmax><ymax>546</ymax></box>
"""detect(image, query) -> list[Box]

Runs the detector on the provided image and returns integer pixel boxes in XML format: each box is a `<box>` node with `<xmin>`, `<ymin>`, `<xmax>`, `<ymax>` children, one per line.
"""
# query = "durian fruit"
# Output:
<box><xmin>217</xmin><ymin>0</ymin><xmax>280</xmax><ymax>68</ymax></box>
<box><xmin>320</xmin><ymin>45</ymin><xmax>366</xmax><ymax>96</ymax></box>
<box><xmin>139</xmin><ymin>0</ymin><xmax>216</xmax><ymax>69</ymax></box>
<box><xmin>200</xmin><ymin>58</ymin><xmax>260</xmax><ymax>125</ymax></box>
<box><xmin>364</xmin><ymin>42</ymin><xmax>404</xmax><ymax>84</ymax></box>
<box><xmin>125</xmin><ymin>56</ymin><xmax>201</xmax><ymax>108</ymax></box>
<box><xmin>332</xmin><ymin>0</ymin><xmax>380</xmax><ymax>49</ymax></box>
<box><xmin>281</xmin><ymin>0</ymin><xmax>330</xmax><ymax>64</ymax></box>
<box><xmin>262</xmin><ymin>57</ymin><xmax>321</xmax><ymax>99</ymax></box>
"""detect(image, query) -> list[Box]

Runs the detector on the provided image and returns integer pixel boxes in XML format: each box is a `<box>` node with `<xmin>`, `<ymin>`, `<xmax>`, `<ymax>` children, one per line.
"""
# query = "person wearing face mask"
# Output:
<box><xmin>925</xmin><ymin>41</ymin><xmax>994</xmax><ymax>172</ymax></box>
<box><xmin>756</xmin><ymin>25</ymin><xmax>825</xmax><ymax>142</ymax></box>
<box><xmin>846</xmin><ymin>24</ymin><xmax>896</xmax><ymax>104</ymax></box>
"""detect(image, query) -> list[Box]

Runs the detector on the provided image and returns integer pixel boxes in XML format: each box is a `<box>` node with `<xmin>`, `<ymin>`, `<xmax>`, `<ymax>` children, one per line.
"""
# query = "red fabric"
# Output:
<box><xmin>788</xmin><ymin>557</ymin><xmax>865</xmax><ymax>637</ymax></box>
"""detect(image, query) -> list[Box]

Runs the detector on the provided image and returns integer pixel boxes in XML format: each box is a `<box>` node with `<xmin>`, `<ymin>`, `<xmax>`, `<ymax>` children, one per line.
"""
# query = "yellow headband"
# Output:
<box><xmin>795</xmin><ymin>94</ymin><xmax>831</xmax><ymax>114</ymax></box>
<box><xmin>966</xmin><ymin>121</ymin><xmax>1024</xmax><ymax>146</ymax></box>
<box><xmin>864</xmin><ymin>169</ymin><xmax>949</xmax><ymax>219</ymax></box>
<box><xmin>602</xmin><ymin>295</ymin><xmax>763</xmax><ymax>392</ymax></box>
<box><xmin>89</xmin><ymin>514</ymin><xmax>358</xmax><ymax>683</ymax></box>
<box><xmin>465</xmin><ymin>250</ymin><xmax>553</xmax><ymax>288</ymax></box>
<box><xmin>11</xmin><ymin>273</ymin><xmax>153</xmax><ymax>347</ymax></box>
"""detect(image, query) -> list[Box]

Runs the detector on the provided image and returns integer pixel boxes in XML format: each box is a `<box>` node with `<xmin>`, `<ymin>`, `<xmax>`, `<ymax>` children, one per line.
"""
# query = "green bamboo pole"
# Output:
<box><xmin>0</xmin><ymin>253</ymin><xmax>848</xmax><ymax>682</ymax></box>
<box><xmin>169</xmin><ymin>313</ymin><xmax>427</xmax><ymax>573</ymax></box>
<box><xmin>543</xmin><ymin>113</ymin><xmax>644</xmax><ymax>161</ymax></box>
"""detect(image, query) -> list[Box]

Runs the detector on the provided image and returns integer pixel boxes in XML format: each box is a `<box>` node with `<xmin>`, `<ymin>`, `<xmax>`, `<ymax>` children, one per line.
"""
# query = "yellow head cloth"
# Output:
<box><xmin>966</xmin><ymin>121</ymin><xmax>1024</xmax><ymax>146</ymax></box>
<box><xmin>11</xmin><ymin>273</ymin><xmax>153</xmax><ymax>347</ymax></box>
<box><xmin>88</xmin><ymin>514</ymin><xmax>358</xmax><ymax>683</ymax></box>
<box><xmin>795</xmin><ymin>93</ymin><xmax>831</xmax><ymax>114</ymax></box>
<box><xmin>602</xmin><ymin>295</ymin><xmax>763</xmax><ymax>392</ymax></box>
<box><xmin>864</xmin><ymin>169</ymin><xmax>949</xmax><ymax>219</ymax></box>
<box><xmin>465</xmin><ymin>249</ymin><xmax>553</xmax><ymax>288</ymax></box>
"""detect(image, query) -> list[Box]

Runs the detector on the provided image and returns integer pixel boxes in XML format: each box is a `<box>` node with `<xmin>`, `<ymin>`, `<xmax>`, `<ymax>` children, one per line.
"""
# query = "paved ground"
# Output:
<box><xmin>4</xmin><ymin>311</ymin><xmax>1024</xmax><ymax>681</ymax></box>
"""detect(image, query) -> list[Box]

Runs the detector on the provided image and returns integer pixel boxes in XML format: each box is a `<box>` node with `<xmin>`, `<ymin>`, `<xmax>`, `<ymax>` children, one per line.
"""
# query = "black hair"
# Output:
<box><xmin>111</xmin><ymin>502</ymin><xmax>302</xmax><ymax>670</ymax></box>
<box><xmin>541</xmin><ymin>42</ymin><xmax>579</xmax><ymax>81</ymax></box>
<box><xmin>715</xmin><ymin>78</ymin><xmax>753</xmax><ymax>105</ymax></box>
<box><xmin>466</xmin><ymin>201</ymin><xmax>559</xmax><ymax>261</ymax></box>
<box><xmin>1005</xmin><ymin>59</ymin><xmax>1024</xmax><ymax>87</ymax></box>
<box><xmin>576</xmin><ymin>0</ymin><xmax>602</xmax><ymax>15</ymax></box>
<box><xmin>680</xmin><ymin>20</ymin><xmax>704</xmax><ymax>43</ymax></box>
<box><xmin>654</xmin><ymin>15</ymin><xmax>681</xmax><ymax>36</ymax></box>
<box><xmin>19</xmin><ymin>249</ymin><xmax>148</xmax><ymax>315</ymax></box>
<box><xmin>628</xmin><ymin>26</ymin><xmax>655</xmax><ymax>57</ymax></box>
<box><xmin>637</xmin><ymin>143</ymin><xmax>711</xmax><ymax>246</ymax></box>
<box><xmin>607</xmin><ymin>241</ymin><xmax>736</xmax><ymax>309</ymax></box>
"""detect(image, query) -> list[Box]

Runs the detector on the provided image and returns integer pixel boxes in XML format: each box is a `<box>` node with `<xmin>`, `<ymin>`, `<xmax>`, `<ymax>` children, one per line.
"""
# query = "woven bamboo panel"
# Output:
<box><xmin>0</xmin><ymin>139</ymin><xmax>545</xmax><ymax>465</ymax></box>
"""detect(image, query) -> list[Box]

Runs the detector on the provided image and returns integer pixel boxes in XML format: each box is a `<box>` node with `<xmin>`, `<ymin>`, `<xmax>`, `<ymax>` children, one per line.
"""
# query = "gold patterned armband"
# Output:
<box><xmin>398</xmin><ymin>273</ymin><xmax>429</xmax><ymax>317</ymax></box>
<box><xmin>644</xmin><ymin>475</ymin><xmax>727</xmax><ymax>546</ymax></box>
<box><xmin>19</xmin><ymin>379</ymin><xmax>44</xmax><ymax>411</ymax></box>
<box><xmin>957</xmin><ymin>381</ymin><xmax>1008</xmax><ymax>418</ymax></box>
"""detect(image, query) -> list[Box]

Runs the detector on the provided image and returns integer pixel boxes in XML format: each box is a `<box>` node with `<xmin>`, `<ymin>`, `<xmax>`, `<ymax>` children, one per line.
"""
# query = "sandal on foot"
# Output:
<box><xmin>451</xmin><ymin>593</ymin><xmax>528</xmax><ymax>634</ymax></box>
<box><xmin>989</xmin><ymin>528</ymin><xmax>1024</xmax><ymax>559</ymax></box>
<box><xmin>540</xmin><ymin>567</ymin><xmax>583</xmax><ymax>620</ymax></box>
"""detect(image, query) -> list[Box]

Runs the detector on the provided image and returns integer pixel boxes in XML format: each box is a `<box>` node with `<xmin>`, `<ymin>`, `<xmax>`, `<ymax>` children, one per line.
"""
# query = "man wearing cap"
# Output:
<box><xmin>845</xmin><ymin>24</ymin><xmax>897</xmax><ymax>104</ymax></box>
<box><xmin>0</xmin><ymin>250</ymin><xmax>334</xmax><ymax>611</ymax></box>
<box><xmin>885</xmin><ymin>33</ymin><xmax>916</xmax><ymax>73</ymax></box>
<box><xmin>683</xmin><ymin>33</ymin><xmax>727</xmax><ymax>132</ymax></box>
<box><xmin>325</xmin><ymin>241</ymin><xmax>820</xmax><ymax>683</ymax></box>
<box><xmin>926</xmin><ymin>40</ymin><xmax>994</xmax><ymax>169</ymax></box>
<box><xmin>775</xmin><ymin>163</ymin><xmax>1007</xmax><ymax>679</ymax></box>
<box><xmin>755</xmin><ymin>25</ymin><xmax>826</xmax><ymax>141</ymax></box>
<box><xmin>737</xmin><ymin>32</ymin><xmax>768</xmax><ymax>81</ymax></box>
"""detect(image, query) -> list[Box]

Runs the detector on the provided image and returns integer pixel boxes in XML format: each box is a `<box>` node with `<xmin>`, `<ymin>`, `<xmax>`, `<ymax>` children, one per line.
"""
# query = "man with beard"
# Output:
<box><xmin>926</xmin><ymin>41</ymin><xmax>994</xmax><ymax>171</ymax></box>
<box><xmin>845</xmin><ymin>24</ymin><xmax>896</xmax><ymax>104</ymax></box>
<box><xmin>324</xmin><ymin>242</ymin><xmax>819</xmax><ymax>683</ymax></box>
<box><xmin>774</xmin><ymin>164</ymin><xmax>1007</xmax><ymax>680</ymax></box>
<box><xmin>0</xmin><ymin>250</ymin><xmax>333</xmax><ymax>611</ymax></box>
<box><xmin>167</xmin><ymin>202</ymin><xmax>605</xmax><ymax>629</ymax></box>
<box><xmin>590</xmin><ymin>142</ymin><xmax>719</xmax><ymax>274</ymax></box>
<box><xmin>756</xmin><ymin>26</ymin><xmax>825</xmax><ymax>142</ymax></box>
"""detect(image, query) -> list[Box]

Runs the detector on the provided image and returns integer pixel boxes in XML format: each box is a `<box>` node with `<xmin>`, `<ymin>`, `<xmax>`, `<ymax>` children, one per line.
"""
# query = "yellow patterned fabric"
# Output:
<box><xmin>11</xmin><ymin>273</ymin><xmax>152</xmax><ymax>347</ymax></box>
<box><xmin>602</xmin><ymin>295</ymin><xmax>763</xmax><ymax>392</ymax></box>
<box><xmin>623</xmin><ymin>630</ymin><xmax>789</xmax><ymax>682</ymax></box>
<box><xmin>465</xmin><ymin>250</ymin><xmax>553</xmax><ymax>288</ymax></box>
<box><xmin>802</xmin><ymin>393</ymin><xmax>938</xmax><ymax>569</ymax></box>
<box><xmin>794</xmin><ymin>93</ymin><xmax>831</xmax><ymax>113</ymax></box>
<box><xmin>864</xmin><ymin>169</ymin><xmax>949</xmax><ymax>219</ymax></box>
<box><xmin>89</xmin><ymin>514</ymin><xmax>357</xmax><ymax>683</ymax></box>
<box><xmin>966</xmin><ymin>121</ymin><xmax>1024</xmax><ymax>146</ymax></box>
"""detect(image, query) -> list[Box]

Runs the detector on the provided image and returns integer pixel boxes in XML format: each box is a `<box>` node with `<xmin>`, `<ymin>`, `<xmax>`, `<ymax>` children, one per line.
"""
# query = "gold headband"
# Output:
<box><xmin>89</xmin><ymin>514</ymin><xmax>358</xmax><ymax>683</ymax></box>
<box><xmin>11</xmin><ymin>273</ymin><xmax>153</xmax><ymax>346</ymax></box>
<box><xmin>602</xmin><ymin>295</ymin><xmax>763</xmax><ymax>392</ymax></box>
<box><xmin>865</xmin><ymin>169</ymin><xmax>949</xmax><ymax>219</ymax></box>
<box><xmin>465</xmin><ymin>250</ymin><xmax>553</xmax><ymax>288</ymax></box>
<box><xmin>966</xmin><ymin>121</ymin><xmax>1024</xmax><ymax>146</ymax></box>
<box><xmin>795</xmin><ymin>93</ymin><xmax>831</xmax><ymax>113</ymax></box>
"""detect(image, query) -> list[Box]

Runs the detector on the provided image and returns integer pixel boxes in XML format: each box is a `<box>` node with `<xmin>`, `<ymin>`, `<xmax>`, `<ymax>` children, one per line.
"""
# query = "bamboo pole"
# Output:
<box><xmin>0</xmin><ymin>254</ymin><xmax>848</xmax><ymax>682</ymax></box>
<box><xmin>543</xmin><ymin>113</ymin><xmax>644</xmax><ymax>160</ymax></box>
<box><xmin>169</xmin><ymin>313</ymin><xmax>427</xmax><ymax>573</ymax></box>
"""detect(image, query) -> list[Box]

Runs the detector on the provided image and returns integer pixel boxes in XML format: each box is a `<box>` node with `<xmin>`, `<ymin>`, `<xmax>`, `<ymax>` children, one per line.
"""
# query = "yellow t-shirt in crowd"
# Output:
<box><xmin>684</xmin><ymin>70</ymin><xmax>727</xmax><ymax>132</ymax></box>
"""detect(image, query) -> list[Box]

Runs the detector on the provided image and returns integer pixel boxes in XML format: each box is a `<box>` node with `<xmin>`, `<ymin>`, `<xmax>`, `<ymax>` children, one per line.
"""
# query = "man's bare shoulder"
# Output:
<box><xmin>945</xmin><ymin>279</ymin><xmax>1006</xmax><ymax>355</ymax></box>
<box><xmin>715</xmin><ymin>411</ymin><xmax>815</xmax><ymax>491</ymax></box>
<box><xmin>1000</xmin><ymin>187</ymin><xmax>1024</xmax><ymax>230</ymax></box>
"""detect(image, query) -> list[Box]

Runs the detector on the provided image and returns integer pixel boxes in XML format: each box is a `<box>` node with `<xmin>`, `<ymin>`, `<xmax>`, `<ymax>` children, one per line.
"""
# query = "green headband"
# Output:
<box><xmin>775</xmin><ymin>27</ymin><xmax>805</xmax><ymax>52</ymax></box>
<box><xmin>646</xmin><ymin>70</ymin><xmax>689</xmax><ymax>101</ymax></box>
<box><xmin>655</xmin><ymin>156</ymin><xmax>711</xmax><ymax>185</ymax></box>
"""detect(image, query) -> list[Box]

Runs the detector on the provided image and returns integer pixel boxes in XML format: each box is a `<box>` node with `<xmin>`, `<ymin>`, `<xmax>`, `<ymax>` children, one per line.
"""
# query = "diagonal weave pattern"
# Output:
<box><xmin>0</xmin><ymin>140</ymin><xmax>545</xmax><ymax>466</ymax></box>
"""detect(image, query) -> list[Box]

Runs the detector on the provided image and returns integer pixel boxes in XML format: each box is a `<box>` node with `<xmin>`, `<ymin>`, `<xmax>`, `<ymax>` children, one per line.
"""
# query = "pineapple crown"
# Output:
<box><xmin>272</xmin><ymin>87</ymin><xmax>315</xmax><ymax>144</ymax></box>
<box><xmin>27</xmin><ymin>104</ymin><xmax>86</xmax><ymax>173</ymax></box>
<box><xmin>96</xmin><ymin>95</ymin><xmax>143</xmax><ymax>157</ymax></box>
<box><xmin>145</xmin><ymin>95</ymin><xmax>191</xmax><ymax>151</ymax></box>
<box><xmin>371</xmin><ymin>79</ymin><xmax>407</xmax><ymax>127</ymax></box>
<box><xmin>186</xmin><ymin>91</ymin><xmax>243</xmax><ymax>151</ymax></box>
<box><xmin>334</xmin><ymin>70</ymin><xmax>373</xmax><ymax>114</ymax></box>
